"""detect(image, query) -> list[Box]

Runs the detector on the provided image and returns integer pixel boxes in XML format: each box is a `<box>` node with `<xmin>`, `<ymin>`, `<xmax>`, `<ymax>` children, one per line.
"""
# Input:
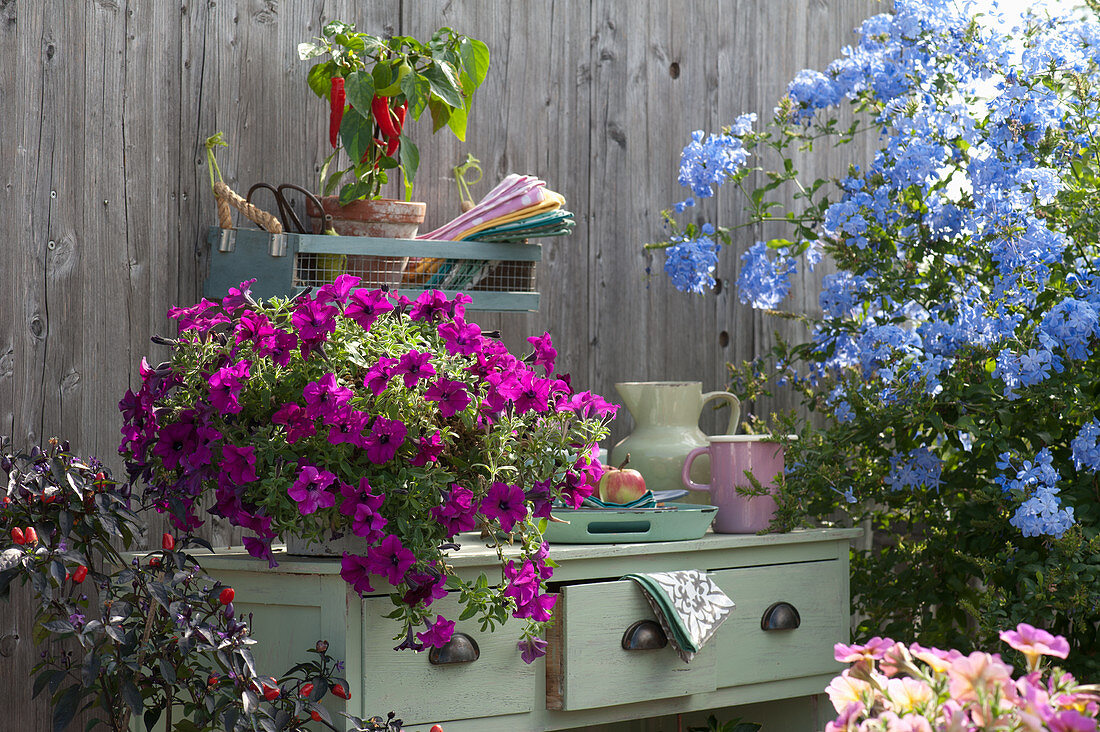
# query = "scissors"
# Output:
<box><xmin>246</xmin><ymin>183</ymin><xmax>335</xmax><ymax>235</ymax></box>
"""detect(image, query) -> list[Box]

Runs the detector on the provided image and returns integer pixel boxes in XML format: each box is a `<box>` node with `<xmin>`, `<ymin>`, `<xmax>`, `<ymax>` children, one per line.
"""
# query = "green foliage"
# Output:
<box><xmin>300</xmin><ymin>21</ymin><xmax>489</xmax><ymax>202</ymax></box>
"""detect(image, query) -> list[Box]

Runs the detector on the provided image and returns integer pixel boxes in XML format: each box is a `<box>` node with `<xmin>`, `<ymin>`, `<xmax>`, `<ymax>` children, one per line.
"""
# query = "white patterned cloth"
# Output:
<box><xmin>624</xmin><ymin>570</ymin><xmax>735</xmax><ymax>663</ymax></box>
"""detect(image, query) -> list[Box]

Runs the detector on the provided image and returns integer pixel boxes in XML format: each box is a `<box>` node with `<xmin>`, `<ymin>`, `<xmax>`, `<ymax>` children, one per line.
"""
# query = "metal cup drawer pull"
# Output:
<box><xmin>621</xmin><ymin>619</ymin><xmax>669</xmax><ymax>651</ymax></box>
<box><xmin>760</xmin><ymin>601</ymin><xmax>801</xmax><ymax>631</ymax></box>
<box><xmin>428</xmin><ymin>632</ymin><xmax>480</xmax><ymax>665</ymax></box>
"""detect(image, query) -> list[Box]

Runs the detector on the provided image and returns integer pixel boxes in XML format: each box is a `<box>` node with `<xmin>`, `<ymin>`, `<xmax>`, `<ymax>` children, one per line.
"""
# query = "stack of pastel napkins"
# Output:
<box><xmin>405</xmin><ymin>174</ymin><xmax>575</xmax><ymax>288</ymax></box>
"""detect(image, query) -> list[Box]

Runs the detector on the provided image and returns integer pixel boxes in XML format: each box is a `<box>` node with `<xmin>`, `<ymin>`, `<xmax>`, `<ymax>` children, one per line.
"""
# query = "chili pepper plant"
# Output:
<box><xmin>119</xmin><ymin>279</ymin><xmax>615</xmax><ymax>661</ymax></box>
<box><xmin>299</xmin><ymin>21</ymin><xmax>490</xmax><ymax>203</ymax></box>
<box><xmin>0</xmin><ymin>438</ymin><xmax>350</xmax><ymax>731</ymax></box>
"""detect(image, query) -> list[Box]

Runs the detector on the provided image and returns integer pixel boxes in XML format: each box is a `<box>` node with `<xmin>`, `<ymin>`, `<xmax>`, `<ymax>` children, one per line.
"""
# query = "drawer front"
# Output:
<box><xmin>712</xmin><ymin>559</ymin><xmax>846</xmax><ymax>687</ymax></box>
<box><xmin>546</xmin><ymin>578</ymin><xmax>717</xmax><ymax>711</ymax></box>
<box><xmin>360</xmin><ymin>594</ymin><xmax>535</xmax><ymax>725</ymax></box>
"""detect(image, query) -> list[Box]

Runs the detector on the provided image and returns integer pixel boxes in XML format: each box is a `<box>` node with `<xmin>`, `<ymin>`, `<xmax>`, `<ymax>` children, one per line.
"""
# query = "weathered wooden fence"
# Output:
<box><xmin>0</xmin><ymin>0</ymin><xmax>878</xmax><ymax>725</ymax></box>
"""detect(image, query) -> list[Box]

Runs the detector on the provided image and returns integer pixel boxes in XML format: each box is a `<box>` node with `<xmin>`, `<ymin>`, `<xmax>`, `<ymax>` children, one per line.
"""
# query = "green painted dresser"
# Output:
<box><xmin>199</xmin><ymin>528</ymin><xmax>861</xmax><ymax>731</ymax></box>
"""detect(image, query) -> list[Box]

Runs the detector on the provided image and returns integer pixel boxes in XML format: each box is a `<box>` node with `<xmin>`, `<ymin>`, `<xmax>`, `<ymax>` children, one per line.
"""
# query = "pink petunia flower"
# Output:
<box><xmin>415</xmin><ymin>616</ymin><xmax>456</xmax><ymax>649</ymax></box>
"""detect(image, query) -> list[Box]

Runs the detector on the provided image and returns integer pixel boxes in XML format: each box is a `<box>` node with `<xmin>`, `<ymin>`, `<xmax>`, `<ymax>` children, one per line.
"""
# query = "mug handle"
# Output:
<box><xmin>682</xmin><ymin>446</ymin><xmax>712</xmax><ymax>492</ymax></box>
<box><xmin>702</xmin><ymin>391</ymin><xmax>741</xmax><ymax>436</ymax></box>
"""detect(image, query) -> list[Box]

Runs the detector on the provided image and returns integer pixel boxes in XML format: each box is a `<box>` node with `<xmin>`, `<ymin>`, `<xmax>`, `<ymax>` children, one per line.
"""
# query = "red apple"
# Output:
<box><xmin>598</xmin><ymin>455</ymin><xmax>647</xmax><ymax>504</ymax></box>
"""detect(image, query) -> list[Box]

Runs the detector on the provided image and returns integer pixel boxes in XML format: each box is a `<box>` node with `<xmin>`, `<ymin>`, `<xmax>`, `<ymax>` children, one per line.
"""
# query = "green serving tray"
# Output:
<box><xmin>544</xmin><ymin>502</ymin><xmax>717</xmax><ymax>544</ymax></box>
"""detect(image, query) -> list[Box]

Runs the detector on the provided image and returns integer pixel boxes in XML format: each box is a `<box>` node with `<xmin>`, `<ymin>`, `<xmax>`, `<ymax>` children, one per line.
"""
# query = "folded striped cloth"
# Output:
<box><xmin>623</xmin><ymin>570</ymin><xmax>735</xmax><ymax>663</ymax></box>
<box><xmin>581</xmin><ymin>490</ymin><xmax>657</xmax><ymax>509</ymax></box>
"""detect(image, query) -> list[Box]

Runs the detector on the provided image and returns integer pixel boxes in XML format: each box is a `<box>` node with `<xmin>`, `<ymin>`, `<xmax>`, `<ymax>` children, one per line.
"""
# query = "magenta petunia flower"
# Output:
<box><xmin>409</xmin><ymin>431</ymin><xmax>444</xmax><ymax>467</ymax></box>
<box><xmin>363</xmin><ymin>417</ymin><xmax>407</xmax><ymax>464</ymax></box>
<box><xmin>316</xmin><ymin>273</ymin><xmax>360</xmax><ymax>305</ymax></box>
<box><xmin>153</xmin><ymin>421</ymin><xmax>197</xmax><ymax>471</ymax></box>
<box><xmin>303</xmin><ymin>372</ymin><xmax>353</xmax><ymax>420</ymax></box>
<box><xmin>366</xmin><ymin>533</ymin><xmax>416</xmax><ymax>586</ymax></box>
<box><xmin>340</xmin><ymin>552</ymin><xmax>375</xmax><ymax>594</ymax></box>
<box><xmin>363</xmin><ymin>357</ymin><xmax>398</xmax><ymax>396</ymax></box>
<box><xmin>415</xmin><ymin>616</ymin><xmax>456</xmax><ymax>649</ymax></box>
<box><xmin>243</xmin><ymin>536</ymin><xmax>277</xmax><ymax>568</ymax></box>
<box><xmin>221</xmin><ymin>279</ymin><xmax>257</xmax><ymax>315</ymax></box>
<box><xmin>480</xmin><ymin>481</ymin><xmax>528</xmax><ymax>533</ymax></box>
<box><xmin>328</xmin><ymin>408</ymin><xmax>370</xmax><ymax>446</ymax></box>
<box><xmin>168</xmin><ymin>298</ymin><xmax>229</xmax><ymax>333</ymax></box>
<box><xmin>345</xmin><ymin>288</ymin><xmax>393</xmax><ymax>331</ymax></box>
<box><xmin>272</xmin><ymin>402</ymin><xmax>316</xmax><ymax>444</ymax></box>
<box><xmin>431</xmin><ymin>484</ymin><xmax>478</xmax><ymax>537</ymax></box>
<box><xmin>437</xmin><ymin>319</ymin><xmax>484</xmax><ymax>356</ymax></box>
<box><xmin>208</xmin><ymin>359</ymin><xmax>250</xmax><ymax>414</ymax></box>
<box><xmin>424</xmin><ymin>377</ymin><xmax>472</xmax><ymax>418</ymax></box>
<box><xmin>402</xmin><ymin>570</ymin><xmax>448</xmax><ymax>608</ymax></box>
<box><xmin>288</xmin><ymin>465</ymin><xmax>337</xmax><ymax>515</ymax></box>
<box><xmin>291</xmin><ymin>299</ymin><xmax>339</xmax><ymax>342</ymax></box>
<box><xmin>221</xmin><ymin>444</ymin><xmax>257</xmax><ymax>484</ymax></box>
<box><xmin>512</xmin><ymin>371</ymin><xmax>551</xmax><ymax>414</ymax></box>
<box><xmin>234</xmin><ymin>309</ymin><xmax>274</xmax><ymax>347</ymax></box>
<box><xmin>339</xmin><ymin>477</ymin><xmax>384</xmax><ymax>517</ymax></box>
<box><xmin>408</xmin><ymin>289</ymin><xmax>449</xmax><ymax>322</ymax></box>
<box><xmin>517</xmin><ymin>636</ymin><xmax>549</xmax><ymax>664</ymax></box>
<box><xmin>395</xmin><ymin>349</ymin><xmax>436</xmax><ymax>389</ymax></box>
<box><xmin>352</xmin><ymin>501</ymin><xmax>388</xmax><ymax>542</ymax></box>
<box><xmin>526</xmin><ymin>331</ymin><xmax>557</xmax><ymax>375</ymax></box>
<box><xmin>264</xmin><ymin>330</ymin><xmax>299</xmax><ymax>367</ymax></box>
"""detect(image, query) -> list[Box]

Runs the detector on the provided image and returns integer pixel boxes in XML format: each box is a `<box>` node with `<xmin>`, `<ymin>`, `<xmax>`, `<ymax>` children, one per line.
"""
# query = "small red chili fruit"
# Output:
<box><xmin>218</xmin><ymin>587</ymin><xmax>235</xmax><ymax>605</ymax></box>
<box><xmin>11</xmin><ymin>527</ymin><xmax>25</xmax><ymax>545</ymax></box>
<box><xmin>72</xmin><ymin>565</ymin><xmax>88</xmax><ymax>583</ymax></box>
<box><xmin>300</xmin><ymin>682</ymin><xmax>314</xmax><ymax>698</ymax></box>
<box><xmin>23</xmin><ymin>527</ymin><xmax>38</xmax><ymax>545</ymax></box>
<box><xmin>310</xmin><ymin>711</ymin><xmax>322</xmax><ymax>722</ymax></box>
<box><xmin>161</xmin><ymin>533</ymin><xmax>175</xmax><ymax>551</ymax></box>
<box><xmin>331</xmin><ymin>683</ymin><xmax>349</xmax><ymax>700</ymax></box>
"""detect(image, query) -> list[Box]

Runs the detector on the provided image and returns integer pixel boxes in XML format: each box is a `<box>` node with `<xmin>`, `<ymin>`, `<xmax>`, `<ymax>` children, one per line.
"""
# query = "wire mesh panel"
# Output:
<box><xmin>294</xmin><ymin>253</ymin><xmax>408</xmax><ymax>289</ymax></box>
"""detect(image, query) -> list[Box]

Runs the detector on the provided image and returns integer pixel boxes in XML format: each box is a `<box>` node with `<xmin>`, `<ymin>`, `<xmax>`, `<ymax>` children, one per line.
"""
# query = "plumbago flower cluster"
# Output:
<box><xmin>119</xmin><ymin>278</ymin><xmax>613</xmax><ymax>660</ymax></box>
<box><xmin>651</xmin><ymin>0</ymin><xmax>1100</xmax><ymax>673</ymax></box>
<box><xmin>825</xmin><ymin>625</ymin><xmax>1100</xmax><ymax>731</ymax></box>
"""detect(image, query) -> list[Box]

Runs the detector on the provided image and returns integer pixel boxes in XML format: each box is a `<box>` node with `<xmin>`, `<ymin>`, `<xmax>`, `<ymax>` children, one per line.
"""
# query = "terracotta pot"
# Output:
<box><xmin>304</xmin><ymin>197</ymin><xmax>427</xmax><ymax>288</ymax></box>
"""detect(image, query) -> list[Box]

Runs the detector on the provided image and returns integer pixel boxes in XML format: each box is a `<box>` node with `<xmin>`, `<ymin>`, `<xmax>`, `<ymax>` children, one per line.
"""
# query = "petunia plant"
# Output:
<box><xmin>119</xmin><ymin>279</ymin><xmax>614</xmax><ymax>661</ymax></box>
<box><xmin>824</xmin><ymin>624</ymin><xmax>1100</xmax><ymax>731</ymax></box>
<box><xmin>650</xmin><ymin>0</ymin><xmax>1100</xmax><ymax>675</ymax></box>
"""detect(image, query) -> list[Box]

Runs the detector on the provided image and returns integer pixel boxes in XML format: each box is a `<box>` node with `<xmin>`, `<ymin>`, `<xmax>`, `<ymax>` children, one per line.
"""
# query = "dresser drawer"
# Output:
<box><xmin>360</xmin><ymin>594</ymin><xmax>536</xmax><ymax>725</ymax></box>
<box><xmin>712</xmin><ymin>559</ymin><xmax>846</xmax><ymax>687</ymax></box>
<box><xmin>545</xmin><ymin>578</ymin><xmax>717</xmax><ymax>711</ymax></box>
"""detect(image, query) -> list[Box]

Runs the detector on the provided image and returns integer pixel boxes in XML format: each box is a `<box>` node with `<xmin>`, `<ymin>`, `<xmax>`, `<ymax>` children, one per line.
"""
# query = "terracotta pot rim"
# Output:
<box><xmin>307</xmin><ymin>195</ymin><xmax>426</xmax><ymax>224</ymax></box>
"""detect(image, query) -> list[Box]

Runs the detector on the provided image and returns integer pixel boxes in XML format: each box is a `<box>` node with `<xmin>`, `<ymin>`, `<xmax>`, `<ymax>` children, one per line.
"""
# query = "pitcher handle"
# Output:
<box><xmin>702</xmin><ymin>391</ymin><xmax>741</xmax><ymax>436</ymax></box>
<box><xmin>682</xmin><ymin>446</ymin><xmax>712</xmax><ymax>492</ymax></box>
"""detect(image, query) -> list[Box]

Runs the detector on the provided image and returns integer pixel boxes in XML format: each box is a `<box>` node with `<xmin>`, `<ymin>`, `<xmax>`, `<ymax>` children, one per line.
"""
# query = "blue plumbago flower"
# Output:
<box><xmin>677</xmin><ymin>126</ymin><xmax>751</xmax><ymax>199</ymax></box>
<box><xmin>1071</xmin><ymin>419</ymin><xmax>1100</xmax><ymax>473</ymax></box>
<box><xmin>885</xmin><ymin>447</ymin><xmax>942</xmax><ymax>491</ymax></box>
<box><xmin>997</xmin><ymin>449</ymin><xmax>1075</xmax><ymax>538</ymax></box>
<box><xmin>664</xmin><ymin>224</ymin><xmax>721</xmax><ymax>294</ymax></box>
<box><xmin>737</xmin><ymin>242</ymin><xmax>796</xmax><ymax>309</ymax></box>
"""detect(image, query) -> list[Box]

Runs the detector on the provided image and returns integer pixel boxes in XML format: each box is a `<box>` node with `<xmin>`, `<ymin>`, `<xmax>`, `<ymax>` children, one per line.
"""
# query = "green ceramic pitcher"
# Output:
<box><xmin>609</xmin><ymin>381</ymin><xmax>741</xmax><ymax>499</ymax></box>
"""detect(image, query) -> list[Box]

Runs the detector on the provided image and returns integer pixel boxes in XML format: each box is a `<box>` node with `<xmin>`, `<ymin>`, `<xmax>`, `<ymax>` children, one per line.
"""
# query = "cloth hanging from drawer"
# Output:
<box><xmin>623</xmin><ymin>570</ymin><xmax>735</xmax><ymax>663</ymax></box>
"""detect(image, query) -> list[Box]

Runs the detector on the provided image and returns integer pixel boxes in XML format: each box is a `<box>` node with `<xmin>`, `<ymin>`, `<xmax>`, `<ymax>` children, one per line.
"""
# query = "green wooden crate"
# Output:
<box><xmin>545</xmin><ymin>503</ymin><xmax>718</xmax><ymax>543</ymax></box>
<box><xmin>203</xmin><ymin>226</ymin><xmax>541</xmax><ymax>312</ymax></box>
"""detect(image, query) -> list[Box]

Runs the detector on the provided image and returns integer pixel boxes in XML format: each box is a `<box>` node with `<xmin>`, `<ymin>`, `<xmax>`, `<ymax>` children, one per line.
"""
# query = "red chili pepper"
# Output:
<box><xmin>393</xmin><ymin>101</ymin><xmax>408</xmax><ymax>136</ymax></box>
<box><xmin>372</xmin><ymin>95</ymin><xmax>400</xmax><ymax>139</ymax></box>
<box><xmin>330</xmin><ymin>77</ymin><xmax>346</xmax><ymax>148</ymax></box>
<box><xmin>311</xmin><ymin>711</ymin><xmax>322</xmax><ymax>722</ymax></box>
<box><xmin>149</xmin><ymin>557</ymin><xmax>161</xmax><ymax>567</ymax></box>
<box><xmin>219</xmin><ymin>587</ymin><xmax>235</xmax><ymax>605</ymax></box>
<box><xmin>72</xmin><ymin>565</ymin><xmax>88</xmax><ymax>584</ymax></box>
<box><xmin>300</xmin><ymin>682</ymin><xmax>314</xmax><ymax>698</ymax></box>
<box><xmin>11</xmin><ymin>527</ymin><xmax>25</xmax><ymax>545</ymax></box>
<box><xmin>24</xmin><ymin>527</ymin><xmax>37</xmax><ymax>545</ymax></box>
<box><xmin>331</xmin><ymin>683</ymin><xmax>349</xmax><ymax>700</ymax></box>
<box><xmin>162</xmin><ymin>533</ymin><xmax>175</xmax><ymax>551</ymax></box>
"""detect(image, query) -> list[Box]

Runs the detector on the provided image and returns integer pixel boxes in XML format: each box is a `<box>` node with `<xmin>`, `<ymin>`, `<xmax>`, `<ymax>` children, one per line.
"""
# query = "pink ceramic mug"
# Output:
<box><xmin>681</xmin><ymin>435</ymin><xmax>786</xmax><ymax>533</ymax></box>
